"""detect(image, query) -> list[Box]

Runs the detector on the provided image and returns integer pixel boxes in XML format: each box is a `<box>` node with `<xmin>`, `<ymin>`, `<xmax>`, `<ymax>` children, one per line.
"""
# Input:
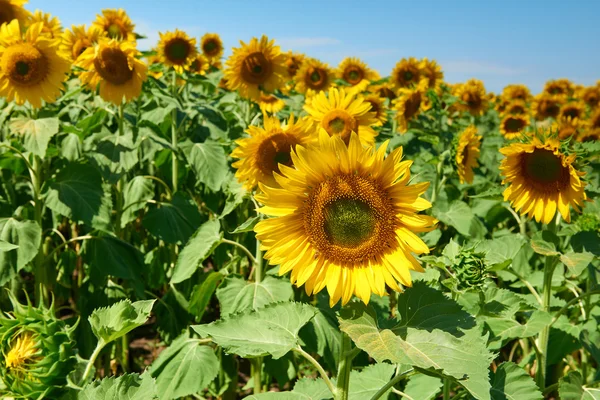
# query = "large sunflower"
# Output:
<box><xmin>337</xmin><ymin>57</ymin><xmax>379</xmax><ymax>91</ymax></box>
<box><xmin>453</xmin><ymin>79</ymin><xmax>488</xmax><ymax>116</ymax></box>
<box><xmin>455</xmin><ymin>125</ymin><xmax>482</xmax><ymax>184</ymax></box>
<box><xmin>500</xmin><ymin>136</ymin><xmax>587</xmax><ymax>224</ymax></box>
<box><xmin>364</xmin><ymin>94</ymin><xmax>387</xmax><ymax>126</ymax></box>
<box><xmin>284</xmin><ymin>51</ymin><xmax>304</xmax><ymax>80</ymax></box>
<box><xmin>531</xmin><ymin>93</ymin><xmax>563</xmax><ymax>121</ymax></box>
<box><xmin>501</xmin><ymin>84</ymin><xmax>531</xmax><ymax>102</ymax></box>
<box><xmin>200</xmin><ymin>33</ymin><xmax>223</xmax><ymax>61</ymax></box>
<box><xmin>500</xmin><ymin>115</ymin><xmax>529</xmax><ymax>140</ymax></box>
<box><xmin>0</xmin><ymin>0</ymin><xmax>29</xmax><ymax>27</ymax></box>
<box><xmin>294</xmin><ymin>57</ymin><xmax>334</xmax><ymax>96</ymax></box>
<box><xmin>304</xmin><ymin>87</ymin><xmax>378</xmax><ymax>146</ymax></box>
<box><xmin>60</xmin><ymin>24</ymin><xmax>104</xmax><ymax>62</ymax></box>
<box><xmin>92</xmin><ymin>9</ymin><xmax>135</xmax><ymax>42</ymax></box>
<box><xmin>26</xmin><ymin>10</ymin><xmax>62</xmax><ymax>39</ymax></box>
<box><xmin>254</xmin><ymin>132</ymin><xmax>437</xmax><ymax>306</ymax></box>
<box><xmin>391</xmin><ymin>57</ymin><xmax>423</xmax><ymax>89</ymax></box>
<box><xmin>0</xmin><ymin>20</ymin><xmax>70</xmax><ymax>108</ymax></box>
<box><xmin>157</xmin><ymin>29</ymin><xmax>197</xmax><ymax>73</ymax></box>
<box><xmin>76</xmin><ymin>39</ymin><xmax>147</xmax><ymax>104</ymax></box>
<box><xmin>231</xmin><ymin>114</ymin><xmax>312</xmax><ymax>190</ymax></box>
<box><xmin>224</xmin><ymin>35</ymin><xmax>286</xmax><ymax>100</ymax></box>
<box><xmin>420</xmin><ymin>58</ymin><xmax>444</xmax><ymax>91</ymax></box>
<box><xmin>393</xmin><ymin>80</ymin><xmax>428</xmax><ymax>133</ymax></box>
<box><xmin>558</xmin><ymin>101</ymin><xmax>586</xmax><ymax>121</ymax></box>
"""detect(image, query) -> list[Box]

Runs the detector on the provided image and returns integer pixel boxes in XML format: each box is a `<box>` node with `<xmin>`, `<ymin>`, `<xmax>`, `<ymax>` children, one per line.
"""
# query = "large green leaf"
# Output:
<box><xmin>216</xmin><ymin>275</ymin><xmax>294</xmax><ymax>317</ymax></box>
<box><xmin>89</xmin><ymin>299</ymin><xmax>155</xmax><ymax>345</ymax></box>
<box><xmin>300</xmin><ymin>307</ymin><xmax>342</xmax><ymax>371</ymax></box>
<box><xmin>143</xmin><ymin>192</ymin><xmax>203</xmax><ymax>244</ymax></box>
<box><xmin>490</xmin><ymin>362</ymin><xmax>542</xmax><ymax>400</ymax></box>
<box><xmin>10</xmin><ymin>117</ymin><xmax>59</xmax><ymax>158</ymax></box>
<box><xmin>433</xmin><ymin>200</ymin><xmax>478</xmax><ymax>236</ymax></box>
<box><xmin>121</xmin><ymin>176</ymin><xmax>155</xmax><ymax>228</ymax></box>
<box><xmin>192</xmin><ymin>302</ymin><xmax>316</xmax><ymax>359</ymax></box>
<box><xmin>189</xmin><ymin>271</ymin><xmax>224</xmax><ymax>321</ymax></box>
<box><xmin>560</xmin><ymin>251</ymin><xmax>595</xmax><ymax>276</ymax></box>
<box><xmin>84</xmin><ymin>235</ymin><xmax>145</xmax><ymax>289</ymax></box>
<box><xmin>530</xmin><ymin>231</ymin><xmax>560</xmax><ymax>256</ymax></box>
<box><xmin>475</xmin><ymin>235</ymin><xmax>527</xmax><ymax>270</ymax></box>
<box><xmin>559</xmin><ymin>371</ymin><xmax>600</xmax><ymax>400</ymax></box>
<box><xmin>149</xmin><ymin>334</ymin><xmax>219</xmax><ymax>400</ymax></box>
<box><xmin>348</xmin><ymin>363</ymin><xmax>395</xmax><ymax>400</ymax></box>
<box><xmin>402</xmin><ymin>374</ymin><xmax>443</xmax><ymax>400</ymax></box>
<box><xmin>78</xmin><ymin>373</ymin><xmax>158</xmax><ymax>400</ymax></box>
<box><xmin>0</xmin><ymin>218</ymin><xmax>41</xmax><ymax>285</ymax></box>
<box><xmin>246</xmin><ymin>378</ymin><xmax>332</xmax><ymax>400</ymax></box>
<box><xmin>186</xmin><ymin>140</ymin><xmax>228</xmax><ymax>192</ymax></box>
<box><xmin>61</xmin><ymin>133</ymin><xmax>83</xmax><ymax>161</ymax></box>
<box><xmin>170</xmin><ymin>219</ymin><xmax>222</xmax><ymax>283</ymax></box>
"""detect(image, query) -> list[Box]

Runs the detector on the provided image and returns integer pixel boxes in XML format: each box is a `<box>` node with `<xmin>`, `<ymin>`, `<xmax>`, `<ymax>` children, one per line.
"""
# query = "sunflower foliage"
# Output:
<box><xmin>0</xmin><ymin>5</ymin><xmax>599</xmax><ymax>400</ymax></box>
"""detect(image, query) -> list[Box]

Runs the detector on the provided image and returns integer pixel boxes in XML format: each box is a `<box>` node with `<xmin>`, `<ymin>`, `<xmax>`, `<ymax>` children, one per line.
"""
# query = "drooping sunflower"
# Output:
<box><xmin>26</xmin><ymin>10</ymin><xmax>62</xmax><ymax>39</ymax></box>
<box><xmin>453</xmin><ymin>79</ymin><xmax>488</xmax><ymax>116</ymax></box>
<box><xmin>0</xmin><ymin>0</ymin><xmax>29</xmax><ymax>27</ymax></box>
<box><xmin>500</xmin><ymin>135</ymin><xmax>587</xmax><ymax>224</ymax></box>
<box><xmin>558</xmin><ymin>101</ymin><xmax>586</xmax><ymax>121</ymax></box>
<box><xmin>157</xmin><ymin>29</ymin><xmax>197</xmax><ymax>73</ymax></box>
<box><xmin>500</xmin><ymin>114</ymin><xmax>529</xmax><ymax>140</ymax></box>
<box><xmin>231</xmin><ymin>114</ymin><xmax>312</xmax><ymax>190</ymax></box>
<box><xmin>199</xmin><ymin>32</ymin><xmax>223</xmax><ymax>61</ymax></box>
<box><xmin>455</xmin><ymin>125</ymin><xmax>482</xmax><ymax>184</ymax></box>
<box><xmin>364</xmin><ymin>94</ymin><xmax>387</xmax><ymax>126</ymax></box>
<box><xmin>577</xmin><ymin>128</ymin><xmax>600</xmax><ymax>142</ymax></box>
<box><xmin>337</xmin><ymin>57</ymin><xmax>379</xmax><ymax>92</ymax></box>
<box><xmin>92</xmin><ymin>8</ymin><xmax>135</xmax><ymax>42</ymax></box>
<box><xmin>393</xmin><ymin>80</ymin><xmax>428</xmax><ymax>133</ymax></box>
<box><xmin>543</xmin><ymin>79</ymin><xmax>574</xmax><ymax>97</ymax></box>
<box><xmin>369</xmin><ymin>81</ymin><xmax>396</xmax><ymax>101</ymax></box>
<box><xmin>501</xmin><ymin>84</ymin><xmax>531</xmax><ymax>102</ymax></box>
<box><xmin>189</xmin><ymin>53</ymin><xmax>209</xmax><ymax>76</ymax></box>
<box><xmin>420</xmin><ymin>58</ymin><xmax>444</xmax><ymax>91</ymax></box>
<box><xmin>258</xmin><ymin>92</ymin><xmax>285</xmax><ymax>114</ymax></box>
<box><xmin>254</xmin><ymin>132</ymin><xmax>437</xmax><ymax>306</ymax></box>
<box><xmin>578</xmin><ymin>86</ymin><xmax>600</xmax><ymax>108</ymax></box>
<box><xmin>503</xmin><ymin>99</ymin><xmax>528</xmax><ymax>116</ymax></box>
<box><xmin>0</xmin><ymin>20</ymin><xmax>70</xmax><ymax>108</ymax></box>
<box><xmin>76</xmin><ymin>39</ymin><xmax>147</xmax><ymax>104</ymax></box>
<box><xmin>391</xmin><ymin>57</ymin><xmax>423</xmax><ymax>89</ymax></box>
<box><xmin>224</xmin><ymin>35</ymin><xmax>286</xmax><ymax>100</ymax></box>
<box><xmin>60</xmin><ymin>24</ymin><xmax>104</xmax><ymax>62</ymax></box>
<box><xmin>531</xmin><ymin>93</ymin><xmax>563</xmax><ymax>121</ymax></box>
<box><xmin>284</xmin><ymin>51</ymin><xmax>304</xmax><ymax>80</ymax></box>
<box><xmin>294</xmin><ymin>57</ymin><xmax>334</xmax><ymax>96</ymax></box>
<box><xmin>304</xmin><ymin>87</ymin><xmax>378</xmax><ymax>146</ymax></box>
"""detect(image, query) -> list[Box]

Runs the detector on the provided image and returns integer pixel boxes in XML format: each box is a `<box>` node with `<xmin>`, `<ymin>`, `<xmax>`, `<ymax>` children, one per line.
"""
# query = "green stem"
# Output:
<box><xmin>293</xmin><ymin>346</ymin><xmax>336</xmax><ymax>396</ymax></box>
<box><xmin>251</xmin><ymin>357</ymin><xmax>262</xmax><ymax>394</ymax></box>
<box><xmin>220</xmin><ymin>238</ymin><xmax>257</xmax><ymax>265</ymax></box>
<box><xmin>31</xmin><ymin>155</ymin><xmax>48</xmax><ymax>305</ymax></box>
<box><xmin>335</xmin><ymin>333</ymin><xmax>353</xmax><ymax>400</ymax></box>
<box><xmin>369</xmin><ymin>367</ymin><xmax>414</xmax><ymax>400</ymax></box>
<box><xmin>80</xmin><ymin>340</ymin><xmax>105</xmax><ymax>385</ymax></box>
<box><xmin>115</xmin><ymin>104</ymin><xmax>126</xmax><ymax>237</ymax></box>
<box><xmin>443</xmin><ymin>378</ymin><xmax>451</xmax><ymax>400</ymax></box>
<box><xmin>549</xmin><ymin>290</ymin><xmax>600</xmax><ymax>327</ymax></box>
<box><xmin>430</xmin><ymin>151</ymin><xmax>449</xmax><ymax>205</ymax></box>
<box><xmin>171</xmin><ymin>71</ymin><xmax>179</xmax><ymax>193</ymax></box>
<box><xmin>255</xmin><ymin>237</ymin><xmax>263</xmax><ymax>284</ymax></box>
<box><xmin>121</xmin><ymin>334</ymin><xmax>129</xmax><ymax>372</ymax></box>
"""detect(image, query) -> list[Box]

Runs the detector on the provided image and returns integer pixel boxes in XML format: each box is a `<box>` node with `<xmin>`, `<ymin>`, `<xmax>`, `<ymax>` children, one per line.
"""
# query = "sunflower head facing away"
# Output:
<box><xmin>532</xmin><ymin>93</ymin><xmax>563</xmax><ymax>121</ymax></box>
<box><xmin>76</xmin><ymin>38</ymin><xmax>147</xmax><ymax>104</ymax></box>
<box><xmin>0</xmin><ymin>20</ymin><xmax>71</xmax><ymax>108</ymax></box>
<box><xmin>157</xmin><ymin>29</ymin><xmax>197</xmax><ymax>73</ymax></box>
<box><xmin>304</xmin><ymin>87</ymin><xmax>378</xmax><ymax>146</ymax></box>
<box><xmin>454</xmin><ymin>125</ymin><xmax>482</xmax><ymax>184</ymax></box>
<box><xmin>231</xmin><ymin>114</ymin><xmax>312</xmax><ymax>190</ymax></box>
<box><xmin>500</xmin><ymin>114</ymin><xmax>529</xmax><ymax>140</ymax></box>
<box><xmin>500</xmin><ymin>135</ymin><xmax>587</xmax><ymax>224</ymax></box>
<box><xmin>254</xmin><ymin>132</ymin><xmax>437</xmax><ymax>306</ymax></box>
<box><xmin>0</xmin><ymin>0</ymin><xmax>30</xmax><ymax>27</ymax></box>
<box><xmin>224</xmin><ymin>35</ymin><xmax>286</xmax><ymax>100</ymax></box>
<box><xmin>453</xmin><ymin>79</ymin><xmax>488</xmax><ymax>116</ymax></box>
<box><xmin>92</xmin><ymin>8</ymin><xmax>135</xmax><ymax>42</ymax></box>
<box><xmin>393</xmin><ymin>80</ymin><xmax>428</xmax><ymax>133</ymax></box>
<box><xmin>294</xmin><ymin>57</ymin><xmax>334</xmax><ymax>96</ymax></box>
<box><xmin>284</xmin><ymin>51</ymin><xmax>304</xmax><ymax>79</ymax></box>
<box><xmin>200</xmin><ymin>32</ymin><xmax>223</xmax><ymax>60</ymax></box>
<box><xmin>391</xmin><ymin>57</ymin><xmax>423</xmax><ymax>89</ymax></box>
<box><xmin>60</xmin><ymin>24</ymin><xmax>104</xmax><ymax>62</ymax></box>
<box><xmin>26</xmin><ymin>10</ymin><xmax>63</xmax><ymax>39</ymax></box>
<box><xmin>337</xmin><ymin>57</ymin><xmax>379</xmax><ymax>89</ymax></box>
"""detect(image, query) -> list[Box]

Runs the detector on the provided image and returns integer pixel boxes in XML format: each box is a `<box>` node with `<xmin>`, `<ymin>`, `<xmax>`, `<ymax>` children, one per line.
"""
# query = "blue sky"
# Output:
<box><xmin>28</xmin><ymin>0</ymin><xmax>600</xmax><ymax>93</ymax></box>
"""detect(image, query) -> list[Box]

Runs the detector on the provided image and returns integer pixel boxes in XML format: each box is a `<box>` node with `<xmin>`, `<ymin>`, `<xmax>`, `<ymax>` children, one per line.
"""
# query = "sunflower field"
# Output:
<box><xmin>1</xmin><ymin>3</ymin><xmax>600</xmax><ymax>400</ymax></box>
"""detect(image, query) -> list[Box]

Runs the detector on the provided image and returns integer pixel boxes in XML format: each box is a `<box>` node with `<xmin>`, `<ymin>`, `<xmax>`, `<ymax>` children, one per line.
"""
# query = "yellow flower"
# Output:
<box><xmin>60</xmin><ymin>24</ymin><xmax>104</xmax><ymax>62</ymax></box>
<box><xmin>284</xmin><ymin>51</ymin><xmax>304</xmax><ymax>80</ymax></box>
<box><xmin>453</xmin><ymin>79</ymin><xmax>488</xmax><ymax>116</ymax></box>
<box><xmin>500</xmin><ymin>136</ymin><xmax>587</xmax><ymax>224</ymax></box>
<box><xmin>420</xmin><ymin>58</ymin><xmax>444</xmax><ymax>91</ymax></box>
<box><xmin>258</xmin><ymin>92</ymin><xmax>285</xmax><ymax>114</ymax></box>
<box><xmin>0</xmin><ymin>0</ymin><xmax>30</xmax><ymax>27</ymax></box>
<box><xmin>337</xmin><ymin>57</ymin><xmax>379</xmax><ymax>91</ymax></box>
<box><xmin>294</xmin><ymin>57</ymin><xmax>334</xmax><ymax>96</ymax></box>
<box><xmin>0</xmin><ymin>20</ymin><xmax>70</xmax><ymax>108</ymax></box>
<box><xmin>26</xmin><ymin>10</ymin><xmax>62</xmax><ymax>39</ymax></box>
<box><xmin>557</xmin><ymin>117</ymin><xmax>585</xmax><ymax>140</ymax></box>
<box><xmin>502</xmin><ymin>99</ymin><xmax>528</xmax><ymax>116</ymax></box>
<box><xmin>501</xmin><ymin>84</ymin><xmax>531</xmax><ymax>102</ymax></box>
<box><xmin>364</xmin><ymin>94</ymin><xmax>387</xmax><ymax>126</ymax></box>
<box><xmin>231</xmin><ymin>114</ymin><xmax>312</xmax><ymax>190</ymax></box>
<box><xmin>591</xmin><ymin>109</ymin><xmax>600</xmax><ymax>129</ymax></box>
<box><xmin>391</xmin><ymin>57</ymin><xmax>423</xmax><ymax>89</ymax></box>
<box><xmin>577</xmin><ymin>86</ymin><xmax>600</xmax><ymax>108</ymax></box>
<box><xmin>456</xmin><ymin>126</ymin><xmax>482</xmax><ymax>184</ymax></box>
<box><xmin>76</xmin><ymin>39</ymin><xmax>147</xmax><ymax>104</ymax></box>
<box><xmin>190</xmin><ymin>53</ymin><xmax>209</xmax><ymax>75</ymax></box>
<box><xmin>558</xmin><ymin>101</ymin><xmax>586</xmax><ymax>121</ymax></box>
<box><xmin>531</xmin><ymin>93</ymin><xmax>563</xmax><ymax>121</ymax></box>
<box><xmin>146</xmin><ymin>51</ymin><xmax>163</xmax><ymax>79</ymax></box>
<box><xmin>304</xmin><ymin>87</ymin><xmax>378</xmax><ymax>146</ymax></box>
<box><xmin>543</xmin><ymin>79</ymin><xmax>574</xmax><ymax>97</ymax></box>
<box><xmin>500</xmin><ymin>115</ymin><xmax>529</xmax><ymax>140</ymax></box>
<box><xmin>393</xmin><ymin>80</ymin><xmax>428</xmax><ymax>133</ymax></box>
<box><xmin>577</xmin><ymin>128</ymin><xmax>600</xmax><ymax>142</ymax></box>
<box><xmin>368</xmin><ymin>81</ymin><xmax>397</xmax><ymax>101</ymax></box>
<box><xmin>224</xmin><ymin>35</ymin><xmax>286</xmax><ymax>100</ymax></box>
<box><xmin>255</xmin><ymin>132</ymin><xmax>437</xmax><ymax>306</ymax></box>
<box><xmin>92</xmin><ymin>8</ymin><xmax>135</xmax><ymax>42</ymax></box>
<box><xmin>157</xmin><ymin>29</ymin><xmax>197</xmax><ymax>73</ymax></box>
<box><xmin>200</xmin><ymin>32</ymin><xmax>223</xmax><ymax>61</ymax></box>
<box><xmin>5</xmin><ymin>333</ymin><xmax>38</xmax><ymax>371</ymax></box>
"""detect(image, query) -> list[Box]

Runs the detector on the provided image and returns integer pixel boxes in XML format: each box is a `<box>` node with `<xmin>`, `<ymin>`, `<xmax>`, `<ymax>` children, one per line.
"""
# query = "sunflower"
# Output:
<box><xmin>503</xmin><ymin>99</ymin><xmax>528</xmax><ymax>116</ymax></box>
<box><xmin>284</xmin><ymin>51</ymin><xmax>304</xmax><ymax>80</ymax></box>
<box><xmin>501</xmin><ymin>84</ymin><xmax>531</xmax><ymax>102</ymax></box>
<box><xmin>500</xmin><ymin>115</ymin><xmax>529</xmax><ymax>140</ymax></box>
<box><xmin>543</xmin><ymin>79</ymin><xmax>574</xmax><ymax>97</ymax></box>
<box><xmin>591</xmin><ymin>109</ymin><xmax>600</xmax><ymax>129</ymax></box>
<box><xmin>453</xmin><ymin>79</ymin><xmax>488</xmax><ymax>116</ymax></box>
<box><xmin>369</xmin><ymin>82</ymin><xmax>396</xmax><ymax>101</ymax></box>
<box><xmin>224</xmin><ymin>35</ymin><xmax>286</xmax><ymax>100</ymax></box>
<box><xmin>364</xmin><ymin>94</ymin><xmax>387</xmax><ymax>126</ymax></box>
<box><xmin>557</xmin><ymin>117</ymin><xmax>585</xmax><ymax>140</ymax></box>
<box><xmin>76</xmin><ymin>39</ymin><xmax>147</xmax><ymax>104</ymax></box>
<box><xmin>258</xmin><ymin>92</ymin><xmax>285</xmax><ymax>114</ymax></box>
<box><xmin>578</xmin><ymin>86</ymin><xmax>600</xmax><ymax>108</ymax></box>
<box><xmin>92</xmin><ymin>9</ymin><xmax>135</xmax><ymax>42</ymax></box>
<box><xmin>577</xmin><ymin>128</ymin><xmax>600</xmax><ymax>142</ymax></box>
<box><xmin>420</xmin><ymin>58</ymin><xmax>444</xmax><ymax>91</ymax></box>
<box><xmin>393</xmin><ymin>80</ymin><xmax>428</xmax><ymax>133</ymax></box>
<box><xmin>455</xmin><ymin>125</ymin><xmax>482</xmax><ymax>184</ymax></box>
<box><xmin>231</xmin><ymin>114</ymin><xmax>312</xmax><ymax>190</ymax></box>
<box><xmin>157</xmin><ymin>29</ymin><xmax>197</xmax><ymax>74</ymax></box>
<box><xmin>558</xmin><ymin>101</ymin><xmax>586</xmax><ymax>121</ymax></box>
<box><xmin>391</xmin><ymin>57</ymin><xmax>423</xmax><ymax>89</ymax></box>
<box><xmin>337</xmin><ymin>57</ymin><xmax>379</xmax><ymax>92</ymax></box>
<box><xmin>304</xmin><ymin>87</ymin><xmax>378</xmax><ymax>146</ymax></box>
<box><xmin>294</xmin><ymin>57</ymin><xmax>334</xmax><ymax>96</ymax></box>
<box><xmin>60</xmin><ymin>25</ymin><xmax>104</xmax><ymax>62</ymax></box>
<box><xmin>199</xmin><ymin>32</ymin><xmax>223</xmax><ymax>60</ymax></box>
<box><xmin>500</xmin><ymin>136</ymin><xmax>587</xmax><ymax>224</ymax></box>
<box><xmin>26</xmin><ymin>10</ymin><xmax>62</xmax><ymax>39</ymax></box>
<box><xmin>531</xmin><ymin>93</ymin><xmax>563</xmax><ymax>120</ymax></box>
<box><xmin>254</xmin><ymin>132</ymin><xmax>437</xmax><ymax>306</ymax></box>
<box><xmin>0</xmin><ymin>20</ymin><xmax>70</xmax><ymax>108</ymax></box>
<box><xmin>189</xmin><ymin>53</ymin><xmax>209</xmax><ymax>76</ymax></box>
<box><xmin>0</xmin><ymin>0</ymin><xmax>29</xmax><ymax>27</ymax></box>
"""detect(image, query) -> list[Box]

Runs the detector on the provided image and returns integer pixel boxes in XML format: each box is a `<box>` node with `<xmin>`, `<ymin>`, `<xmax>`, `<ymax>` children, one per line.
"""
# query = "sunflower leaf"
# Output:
<box><xmin>88</xmin><ymin>299</ymin><xmax>156</xmax><ymax>346</ymax></box>
<box><xmin>78</xmin><ymin>372</ymin><xmax>158</xmax><ymax>400</ymax></box>
<box><xmin>490</xmin><ymin>362</ymin><xmax>542</xmax><ymax>400</ymax></box>
<box><xmin>559</xmin><ymin>371</ymin><xmax>600</xmax><ymax>400</ymax></box>
<box><xmin>186</xmin><ymin>140</ymin><xmax>228</xmax><ymax>192</ymax></box>
<box><xmin>10</xmin><ymin>117</ymin><xmax>60</xmax><ymax>158</ymax></box>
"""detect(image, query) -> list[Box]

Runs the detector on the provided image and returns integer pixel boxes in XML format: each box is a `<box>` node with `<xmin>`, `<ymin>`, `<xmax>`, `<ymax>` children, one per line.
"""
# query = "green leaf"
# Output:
<box><xmin>216</xmin><ymin>275</ymin><xmax>294</xmax><ymax>318</ymax></box>
<box><xmin>84</xmin><ymin>235</ymin><xmax>145</xmax><ymax>289</ymax></box>
<box><xmin>571</xmin><ymin>231</ymin><xmax>600</xmax><ymax>256</ymax></box>
<box><xmin>121</xmin><ymin>176</ymin><xmax>155</xmax><ymax>228</ymax></box>
<box><xmin>78</xmin><ymin>373</ymin><xmax>158</xmax><ymax>400</ymax></box>
<box><xmin>45</xmin><ymin>162</ymin><xmax>106</xmax><ymax>226</ymax></box>
<box><xmin>245</xmin><ymin>378</ymin><xmax>332</xmax><ymax>400</ymax></box>
<box><xmin>560</xmin><ymin>252</ymin><xmax>595</xmax><ymax>276</ymax></box>
<box><xmin>475</xmin><ymin>235</ymin><xmax>527</xmax><ymax>270</ymax></box>
<box><xmin>170</xmin><ymin>219</ymin><xmax>222</xmax><ymax>283</ymax></box>
<box><xmin>189</xmin><ymin>271</ymin><xmax>223</xmax><ymax>321</ymax></box>
<box><xmin>0</xmin><ymin>218</ymin><xmax>41</xmax><ymax>285</ymax></box>
<box><xmin>490</xmin><ymin>362</ymin><xmax>542</xmax><ymax>400</ymax></box>
<box><xmin>530</xmin><ymin>231</ymin><xmax>560</xmax><ymax>256</ymax></box>
<box><xmin>559</xmin><ymin>371</ymin><xmax>600</xmax><ymax>400</ymax></box>
<box><xmin>10</xmin><ymin>117</ymin><xmax>59</xmax><ymax>158</ymax></box>
<box><xmin>186</xmin><ymin>140</ymin><xmax>228</xmax><ymax>192</ymax></box>
<box><xmin>348</xmin><ymin>363</ymin><xmax>395</xmax><ymax>400</ymax></box>
<box><xmin>482</xmin><ymin>310</ymin><xmax>552</xmax><ymax>343</ymax></box>
<box><xmin>402</xmin><ymin>374</ymin><xmax>443</xmax><ymax>400</ymax></box>
<box><xmin>300</xmin><ymin>307</ymin><xmax>342</xmax><ymax>371</ymax></box>
<box><xmin>192</xmin><ymin>302</ymin><xmax>316</xmax><ymax>359</ymax></box>
<box><xmin>230</xmin><ymin>215</ymin><xmax>261</xmax><ymax>234</ymax></box>
<box><xmin>61</xmin><ymin>133</ymin><xmax>83</xmax><ymax>161</ymax></box>
<box><xmin>149</xmin><ymin>334</ymin><xmax>219</xmax><ymax>400</ymax></box>
<box><xmin>433</xmin><ymin>200</ymin><xmax>476</xmax><ymax>236</ymax></box>
<box><xmin>580</xmin><ymin>330</ymin><xmax>600</xmax><ymax>366</ymax></box>
<box><xmin>143</xmin><ymin>192</ymin><xmax>203</xmax><ymax>244</ymax></box>
<box><xmin>89</xmin><ymin>299</ymin><xmax>155</xmax><ymax>345</ymax></box>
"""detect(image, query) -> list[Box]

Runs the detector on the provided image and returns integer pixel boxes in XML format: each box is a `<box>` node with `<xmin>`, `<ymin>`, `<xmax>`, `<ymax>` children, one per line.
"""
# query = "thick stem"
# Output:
<box><xmin>31</xmin><ymin>155</ymin><xmax>48</xmax><ymax>305</ymax></box>
<box><xmin>121</xmin><ymin>334</ymin><xmax>129</xmax><ymax>372</ymax></box>
<box><xmin>115</xmin><ymin>104</ymin><xmax>126</xmax><ymax>237</ymax></box>
<box><xmin>171</xmin><ymin>71</ymin><xmax>179</xmax><ymax>193</ymax></box>
<box><xmin>80</xmin><ymin>340</ymin><xmax>105</xmax><ymax>385</ymax></box>
<box><xmin>443</xmin><ymin>378</ymin><xmax>451</xmax><ymax>400</ymax></box>
<box><xmin>251</xmin><ymin>357</ymin><xmax>262</xmax><ymax>394</ymax></box>
<box><xmin>335</xmin><ymin>333</ymin><xmax>353</xmax><ymax>400</ymax></box>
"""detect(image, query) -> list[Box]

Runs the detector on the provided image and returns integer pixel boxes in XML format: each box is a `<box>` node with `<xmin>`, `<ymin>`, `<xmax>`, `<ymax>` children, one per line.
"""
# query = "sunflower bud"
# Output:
<box><xmin>0</xmin><ymin>292</ymin><xmax>77</xmax><ymax>399</ymax></box>
<box><xmin>453</xmin><ymin>249</ymin><xmax>488</xmax><ymax>290</ymax></box>
<box><xmin>577</xmin><ymin>213</ymin><xmax>600</xmax><ymax>232</ymax></box>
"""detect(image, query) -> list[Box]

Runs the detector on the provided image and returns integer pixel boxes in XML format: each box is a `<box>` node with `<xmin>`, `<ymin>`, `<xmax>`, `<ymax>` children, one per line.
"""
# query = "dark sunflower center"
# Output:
<box><xmin>403</xmin><ymin>71</ymin><xmax>413</xmax><ymax>81</ymax></box>
<box><xmin>404</xmin><ymin>94</ymin><xmax>422</xmax><ymax>119</ymax></box>
<box><xmin>379</xmin><ymin>87</ymin><xmax>396</xmax><ymax>100</ymax></box>
<box><xmin>16</xmin><ymin>61</ymin><xmax>29</xmax><ymax>76</ymax></box>
<box><xmin>256</xmin><ymin>132</ymin><xmax>297</xmax><ymax>176</ymax></box>
<box><xmin>329</xmin><ymin>117</ymin><xmax>346</xmax><ymax>134</ymax></box>
<box><xmin>504</xmin><ymin>117</ymin><xmax>526</xmax><ymax>133</ymax></box>
<box><xmin>203</xmin><ymin>40</ymin><xmax>218</xmax><ymax>54</ymax></box>
<box><xmin>107</xmin><ymin>23</ymin><xmax>122</xmax><ymax>38</ymax></box>
<box><xmin>344</xmin><ymin>67</ymin><xmax>363</xmax><ymax>85</ymax></box>
<box><xmin>0</xmin><ymin>6</ymin><xmax>16</xmax><ymax>26</ymax></box>
<box><xmin>563</xmin><ymin>107</ymin><xmax>580</xmax><ymax>119</ymax></box>
<box><xmin>521</xmin><ymin>149</ymin><xmax>568</xmax><ymax>187</ymax></box>
<box><xmin>166</xmin><ymin>39</ymin><xmax>191</xmax><ymax>63</ymax></box>
<box><xmin>93</xmin><ymin>47</ymin><xmax>134</xmax><ymax>85</ymax></box>
<box><xmin>3</xmin><ymin>44</ymin><xmax>49</xmax><ymax>86</ymax></box>
<box><xmin>463</xmin><ymin>92</ymin><xmax>481</xmax><ymax>108</ymax></box>
<box><xmin>322</xmin><ymin>110</ymin><xmax>358</xmax><ymax>144</ymax></box>
<box><xmin>310</xmin><ymin>71</ymin><xmax>322</xmax><ymax>82</ymax></box>
<box><xmin>241</xmin><ymin>51</ymin><xmax>272</xmax><ymax>84</ymax></box>
<box><xmin>324</xmin><ymin>199</ymin><xmax>376</xmax><ymax>248</ymax></box>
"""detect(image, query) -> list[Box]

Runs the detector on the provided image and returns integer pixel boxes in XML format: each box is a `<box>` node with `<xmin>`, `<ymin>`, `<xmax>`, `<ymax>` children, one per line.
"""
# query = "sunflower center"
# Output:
<box><xmin>367</xmin><ymin>100</ymin><xmax>379</xmax><ymax>114</ymax></box>
<box><xmin>324</xmin><ymin>199</ymin><xmax>376</xmax><ymax>247</ymax></box>
<box><xmin>93</xmin><ymin>46</ymin><xmax>134</xmax><ymax>85</ymax></box>
<box><xmin>166</xmin><ymin>38</ymin><xmax>191</xmax><ymax>64</ymax></box>
<box><xmin>256</xmin><ymin>132</ymin><xmax>298</xmax><ymax>176</ymax></box>
<box><xmin>203</xmin><ymin>40</ymin><xmax>219</xmax><ymax>56</ymax></box>
<box><xmin>322</xmin><ymin>110</ymin><xmax>358</xmax><ymax>144</ymax></box>
<box><xmin>306</xmin><ymin>67</ymin><xmax>328</xmax><ymax>89</ymax></box>
<box><xmin>286</xmin><ymin>58</ymin><xmax>300</xmax><ymax>77</ymax></box>
<box><xmin>378</xmin><ymin>87</ymin><xmax>396</xmax><ymax>100</ymax></box>
<box><xmin>521</xmin><ymin>148</ymin><xmax>569</xmax><ymax>190</ymax></box>
<box><xmin>504</xmin><ymin>117</ymin><xmax>526</xmax><ymax>133</ymax></box>
<box><xmin>0</xmin><ymin>5</ymin><xmax>16</xmax><ymax>26</ymax></box>
<box><xmin>344</xmin><ymin>67</ymin><xmax>364</xmax><ymax>85</ymax></box>
<box><xmin>463</xmin><ymin>92</ymin><xmax>481</xmax><ymax>109</ymax></box>
<box><xmin>563</xmin><ymin>107</ymin><xmax>580</xmax><ymax>119</ymax></box>
<box><xmin>404</xmin><ymin>93</ymin><xmax>422</xmax><ymax>120</ymax></box>
<box><xmin>241</xmin><ymin>51</ymin><xmax>272</xmax><ymax>85</ymax></box>
<box><xmin>403</xmin><ymin>71</ymin><xmax>413</xmax><ymax>81</ymax></box>
<box><xmin>1</xmin><ymin>44</ymin><xmax>49</xmax><ymax>86</ymax></box>
<box><xmin>107</xmin><ymin>23</ymin><xmax>122</xmax><ymax>38</ymax></box>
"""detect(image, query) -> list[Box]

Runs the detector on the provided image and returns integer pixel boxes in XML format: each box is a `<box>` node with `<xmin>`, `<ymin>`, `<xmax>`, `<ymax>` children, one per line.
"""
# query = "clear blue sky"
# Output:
<box><xmin>28</xmin><ymin>0</ymin><xmax>600</xmax><ymax>93</ymax></box>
